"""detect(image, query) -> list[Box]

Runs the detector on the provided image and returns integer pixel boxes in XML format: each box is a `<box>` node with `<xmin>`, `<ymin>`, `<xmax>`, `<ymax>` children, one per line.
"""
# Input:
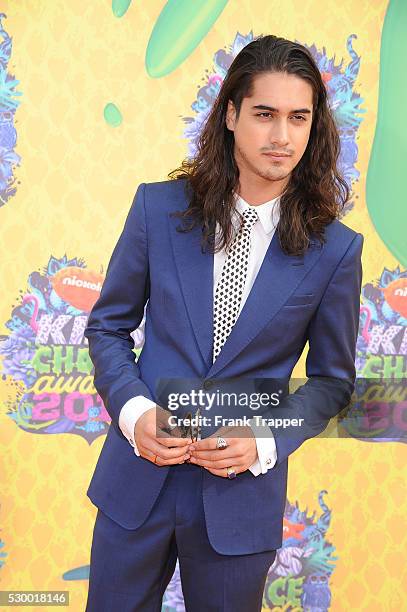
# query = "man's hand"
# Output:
<box><xmin>187</xmin><ymin>425</ymin><xmax>258</xmax><ymax>477</ymax></box>
<box><xmin>134</xmin><ymin>405</ymin><xmax>192</xmax><ymax>465</ymax></box>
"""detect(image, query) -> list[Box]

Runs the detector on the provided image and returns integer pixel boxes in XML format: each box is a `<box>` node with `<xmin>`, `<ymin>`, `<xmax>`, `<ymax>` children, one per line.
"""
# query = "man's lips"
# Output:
<box><xmin>263</xmin><ymin>152</ymin><xmax>291</xmax><ymax>157</ymax></box>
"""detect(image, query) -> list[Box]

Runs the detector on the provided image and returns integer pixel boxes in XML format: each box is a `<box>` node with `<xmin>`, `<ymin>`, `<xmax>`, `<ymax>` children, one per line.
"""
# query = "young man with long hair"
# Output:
<box><xmin>85</xmin><ymin>34</ymin><xmax>363</xmax><ymax>611</ymax></box>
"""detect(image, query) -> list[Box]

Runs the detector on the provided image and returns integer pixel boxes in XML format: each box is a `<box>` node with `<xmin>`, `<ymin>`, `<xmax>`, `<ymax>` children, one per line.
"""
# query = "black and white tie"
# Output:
<box><xmin>213</xmin><ymin>207</ymin><xmax>259</xmax><ymax>362</ymax></box>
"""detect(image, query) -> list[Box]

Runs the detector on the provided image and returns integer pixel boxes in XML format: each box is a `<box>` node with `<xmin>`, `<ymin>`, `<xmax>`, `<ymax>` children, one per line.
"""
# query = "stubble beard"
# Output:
<box><xmin>235</xmin><ymin>142</ymin><xmax>291</xmax><ymax>184</ymax></box>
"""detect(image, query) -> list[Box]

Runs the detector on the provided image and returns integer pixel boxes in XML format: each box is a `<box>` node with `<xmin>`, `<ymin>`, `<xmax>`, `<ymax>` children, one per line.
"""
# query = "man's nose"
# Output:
<box><xmin>269</xmin><ymin>120</ymin><xmax>290</xmax><ymax>146</ymax></box>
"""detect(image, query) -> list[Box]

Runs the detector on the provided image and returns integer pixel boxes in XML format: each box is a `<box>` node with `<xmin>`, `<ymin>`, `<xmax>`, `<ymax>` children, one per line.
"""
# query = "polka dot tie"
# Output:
<box><xmin>213</xmin><ymin>207</ymin><xmax>259</xmax><ymax>362</ymax></box>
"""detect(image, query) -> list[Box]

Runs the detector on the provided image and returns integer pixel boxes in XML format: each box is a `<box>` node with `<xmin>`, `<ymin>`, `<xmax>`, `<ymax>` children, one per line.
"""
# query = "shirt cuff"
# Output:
<box><xmin>118</xmin><ymin>395</ymin><xmax>156</xmax><ymax>455</ymax></box>
<box><xmin>247</xmin><ymin>418</ymin><xmax>278</xmax><ymax>476</ymax></box>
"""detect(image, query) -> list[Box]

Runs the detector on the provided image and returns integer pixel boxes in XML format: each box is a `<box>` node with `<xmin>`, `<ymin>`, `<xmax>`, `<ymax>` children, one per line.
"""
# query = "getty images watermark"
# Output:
<box><xmin>164</xmin><ymin>385</ymin><xmax>302</xmax><ymax>430</ymax></box>
<box><xmin>152</xmin><ymin>377</ymin><xmax>407</xmax><ymax>441</ymax></box>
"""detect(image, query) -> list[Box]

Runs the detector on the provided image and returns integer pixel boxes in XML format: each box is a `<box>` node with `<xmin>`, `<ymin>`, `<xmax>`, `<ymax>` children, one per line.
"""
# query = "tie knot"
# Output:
<box><xmin>241</xmin><ymin>207</ymin><xmax>258</xmax><ymax>229</ymax></box>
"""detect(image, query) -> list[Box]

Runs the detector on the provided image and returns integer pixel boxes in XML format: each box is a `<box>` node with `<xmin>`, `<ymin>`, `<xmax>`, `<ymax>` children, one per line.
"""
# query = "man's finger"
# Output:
<box><xmin>147</xmin><ymin>437</ymin><xmax>191</xmax><ymax>460</ymax></box>
<box><xmin>155</xmin><ymin>426</ymin><xmax>192</xmax><ymax>448</ymax></box>
<box><xmin>144</xmin><ymin>447</ymin><xmax>190</xmax><ymax>466</ymax></box>
<box><xmin>189</xmin><ymin>436</ymin><xmax>230</xmax><ymax>451</ymax></box>
<box><xmin>206</xmin><ymin>467</ymin><xmax>227</xmax><ymax>477</ymax></box>
<box><xmin>190</xmin><ymin>436</ymin><xmax>237</xmax><ymax>452</ymax></box>
<box><xmin>189</xmin><ymin>448</ymin><xmax>241</xmax><ymax>460</ymax></box>
<box><xmin>145</xmin><ymin>421</ymin><xmax>190</xmax><ymax>446</ymax></box>
<box><xmin>205</xmin><ymin>465</ymin><xmax>244</xmax><ymax>478</ymax></box>
<box><xmin>189</xmin><ymin>455</ymin><xmax>243</xmax><ymax>468</ymax></box>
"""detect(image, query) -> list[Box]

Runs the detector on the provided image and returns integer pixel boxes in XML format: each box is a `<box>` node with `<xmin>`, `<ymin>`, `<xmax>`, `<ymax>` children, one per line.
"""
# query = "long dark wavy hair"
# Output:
<box><xmin>168</xmin><ymin>34</ymin><xmax>350</xmax><ymax>256</ymax></box>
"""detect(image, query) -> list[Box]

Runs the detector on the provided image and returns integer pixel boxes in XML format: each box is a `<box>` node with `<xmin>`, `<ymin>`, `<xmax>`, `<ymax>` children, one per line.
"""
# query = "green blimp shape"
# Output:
<box><xmin>112</xmin><ymin>0</ymin><xmax>132</xmax><ymax>18</ymax></box>
<box><xmin>104</xmin><ymin>103</ymin><xmax>123</xmax><ymax>127</ymax></box>
<box><xmin>145</xmin><ymin>0</ymin><xmax>228</xmax><ymax>77</ymax></box>
<box><xmin>366</xmin><ymin>0</ymin><xmax>407</xmax><ymax>266</ymax></box>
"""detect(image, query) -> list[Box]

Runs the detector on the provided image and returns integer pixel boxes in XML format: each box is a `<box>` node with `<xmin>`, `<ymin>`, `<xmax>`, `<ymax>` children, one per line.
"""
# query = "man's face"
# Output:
<box><xmin>225</xmin><ymin>71</ymin><xmax>314</xmax><ymax>192</ymax></box>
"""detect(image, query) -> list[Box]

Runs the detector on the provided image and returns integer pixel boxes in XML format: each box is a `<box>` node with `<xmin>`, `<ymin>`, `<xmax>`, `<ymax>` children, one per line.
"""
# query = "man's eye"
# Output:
<box><xmin>256</xmin><ymin>113</ymin><xmax>306</xmax><ymax>121</ymax></box>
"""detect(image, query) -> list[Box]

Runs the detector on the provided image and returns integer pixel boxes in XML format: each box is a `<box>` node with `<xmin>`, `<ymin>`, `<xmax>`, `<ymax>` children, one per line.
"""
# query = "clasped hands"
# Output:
<box><xmin>134</xmin><ymin>405</ymin><xmax>258</xmax><ymax>478</ymax></box>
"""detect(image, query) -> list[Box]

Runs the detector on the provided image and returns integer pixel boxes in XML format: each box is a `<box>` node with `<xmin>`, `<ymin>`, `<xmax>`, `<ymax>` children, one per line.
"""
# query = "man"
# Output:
<box><xmin>84</xmin><ymin>34</ymin><xmax>363</xmax><ymax>611</ymax></box>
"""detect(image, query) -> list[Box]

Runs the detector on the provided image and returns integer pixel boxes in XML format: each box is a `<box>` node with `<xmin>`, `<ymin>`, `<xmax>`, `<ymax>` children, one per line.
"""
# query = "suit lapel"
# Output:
<box><xmin>168</xmin><ymin>204</ymin><xmax>324</xmax><ymax>377</ymax></box>
<box><xmin>168</xmin><ymin>211</ymin><xmax>215</xmax><ymax>368</ymax></box>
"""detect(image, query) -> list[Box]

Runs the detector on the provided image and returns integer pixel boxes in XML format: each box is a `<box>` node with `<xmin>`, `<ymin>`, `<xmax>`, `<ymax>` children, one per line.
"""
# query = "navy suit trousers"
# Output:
<box><xmin>85</xmin><ymin>461</ymin><xmax>276</xmax><ymax>611</ymax></box>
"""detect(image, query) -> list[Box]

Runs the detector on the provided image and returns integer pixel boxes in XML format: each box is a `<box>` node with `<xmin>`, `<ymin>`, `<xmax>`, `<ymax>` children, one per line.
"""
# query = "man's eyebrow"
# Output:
<box><xmin>252</xmin><ymin>104</ymin><xmax>312</xmax><ymax>114</ymax></box>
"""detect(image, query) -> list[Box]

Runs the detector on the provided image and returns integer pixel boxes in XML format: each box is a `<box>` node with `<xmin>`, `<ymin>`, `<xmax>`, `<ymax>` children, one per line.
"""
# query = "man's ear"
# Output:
<box><xmin>225</xmin><ymin>100</ymin><xmax>236</xmax><ymax>131</ymax></box>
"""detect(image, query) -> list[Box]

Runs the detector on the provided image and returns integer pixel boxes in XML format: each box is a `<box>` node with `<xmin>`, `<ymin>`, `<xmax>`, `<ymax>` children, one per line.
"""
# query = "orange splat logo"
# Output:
<box><xmin>51</xmin><ymin>266</ymin><xmax>104</xmax><ymax>312</ymax></box>
<box><xmin>381</xmin><ymin>277</ymin><xmax>407</xmax><ymax>318</ymax></box>
<box><xmin>282</xmin><ymin>517</ymin><xmax>305</xmax><ymax>541</ymax></box>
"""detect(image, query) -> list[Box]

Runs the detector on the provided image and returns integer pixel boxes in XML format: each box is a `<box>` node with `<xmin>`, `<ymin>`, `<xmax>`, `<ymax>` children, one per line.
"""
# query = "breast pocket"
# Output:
<box><xmin>283</xmin><ymin>293</ymin><xmax>315</xmax><ymax>307</ymax></box>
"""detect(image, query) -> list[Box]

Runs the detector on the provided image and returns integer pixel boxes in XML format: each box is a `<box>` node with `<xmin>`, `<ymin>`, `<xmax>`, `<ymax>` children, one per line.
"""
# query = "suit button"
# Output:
<box><xmin>203</xmin><ymin>379</ymin><xmax>213</xmax><ymax>390</ymax></box>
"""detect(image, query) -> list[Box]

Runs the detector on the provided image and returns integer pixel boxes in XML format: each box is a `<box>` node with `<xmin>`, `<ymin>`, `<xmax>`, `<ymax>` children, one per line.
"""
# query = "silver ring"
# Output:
<box><xmin>226</xmin><ymin>466</ymin><xmax>236</xmax><ymax>479</ymax></box>
<box><xmin>216</xmin><ymin>436</ymin><xmax>228</xmax><ymax>450</ymax></box>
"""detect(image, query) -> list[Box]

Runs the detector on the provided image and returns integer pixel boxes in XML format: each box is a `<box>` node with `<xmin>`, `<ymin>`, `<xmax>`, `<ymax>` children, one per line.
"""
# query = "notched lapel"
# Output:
<box><xmin>168</xmin><ymin>210</ymin><xmax>215</xmax><ymax>369</ymax></box>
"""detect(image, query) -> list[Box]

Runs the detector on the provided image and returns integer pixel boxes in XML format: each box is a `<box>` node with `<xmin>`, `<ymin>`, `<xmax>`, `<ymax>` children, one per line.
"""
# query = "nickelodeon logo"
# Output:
<box><xmin>62</xmin><ymin>276</ymin><xmax>102</xmax><ymax>291</ymax></box>
<box><xmin>381</xmin><ymin>277</ymin><xmax>407</xmax><ymax>318</ymax></box>
<box><xmin>51</xmin><ymin>266</ymin><xmax>105</xmax><ymax>312</ymax></box>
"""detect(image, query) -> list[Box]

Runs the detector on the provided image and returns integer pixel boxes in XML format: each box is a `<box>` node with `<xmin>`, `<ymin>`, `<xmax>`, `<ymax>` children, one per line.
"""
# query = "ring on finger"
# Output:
<box><xmin>216</xmin><ymin>436</ymin><xmax>228</xmax><ymax>450</ymax></box>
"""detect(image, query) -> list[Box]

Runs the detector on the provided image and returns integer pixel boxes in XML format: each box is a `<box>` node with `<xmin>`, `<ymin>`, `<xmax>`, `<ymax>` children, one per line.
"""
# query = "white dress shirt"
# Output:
<box><xmin>119</xmin><ymin>191</ymin><xmax>280</xmax><ymax>475</ymax></box>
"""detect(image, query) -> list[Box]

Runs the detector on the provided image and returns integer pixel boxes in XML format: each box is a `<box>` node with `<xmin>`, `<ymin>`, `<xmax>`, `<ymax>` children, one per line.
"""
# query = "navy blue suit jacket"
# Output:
<box><xmin>84</xmin><ymin>178</ymin><xmax>364</xmax><ymax>555</ymax></box>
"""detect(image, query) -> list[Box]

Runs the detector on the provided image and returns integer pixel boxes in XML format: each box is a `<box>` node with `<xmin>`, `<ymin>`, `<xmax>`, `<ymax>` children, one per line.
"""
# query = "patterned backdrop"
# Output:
<box><xmin>0</xmin><ymin>1</ymin><xmax>406</xmax><ymax>610</ymax></box>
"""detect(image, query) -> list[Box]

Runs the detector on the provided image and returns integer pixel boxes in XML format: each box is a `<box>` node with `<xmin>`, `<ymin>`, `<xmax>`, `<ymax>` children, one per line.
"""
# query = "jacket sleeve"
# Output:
<box><xmin>84</xmin><ymin>183</ymin><xmax>155</xmax><ymax>435</ymax></box>
<box><xmin>266</xmin><ymin>231</ymin><xmax>364</xmax><ymax>466</ymax></box>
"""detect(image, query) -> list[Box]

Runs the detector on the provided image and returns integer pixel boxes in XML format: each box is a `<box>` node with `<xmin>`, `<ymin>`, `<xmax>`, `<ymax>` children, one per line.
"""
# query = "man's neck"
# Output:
<box><xmin>236</xmin><ymin>182</ymin><xmax>287</xmax><ymax>206</ymax></box>
<box><xmin>236</xmin><ymin>190</ymin><xmax>282</xmax><ymax>206</ymax></box>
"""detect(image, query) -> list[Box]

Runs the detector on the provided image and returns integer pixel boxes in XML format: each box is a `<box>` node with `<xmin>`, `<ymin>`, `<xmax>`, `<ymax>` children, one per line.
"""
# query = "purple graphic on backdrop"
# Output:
<box><xmin>0</xmin><ymin>255</ymin><xmax>121</xmax><ymax>444</ymax></box>
<box><xmin>181</xmin><ymin>31</ymin><xmax>365</xmax><ymax>218</ymax></box>
<box><xmin>0</xmin><ymin>13</ymin><xmax>22</xmax><ymax>205</ymax></box>
<box><xmin>356</xmin><ymin>266</ymin><xmax>407</xmax><ymax>377</ymax></box>
<box><xmin>0</xmin><ymin>503</ymin><xmax>8</xmax><ymax>573</ymax></box>
<box><xmin>340</xmin><ymin>267</ymin><xmax>407</xmax><ymax>446</ymax></box>
<box><xmin>0</xmin><ymin>539</ymin><xmax>7</xmax><ymax>572</ymax></box>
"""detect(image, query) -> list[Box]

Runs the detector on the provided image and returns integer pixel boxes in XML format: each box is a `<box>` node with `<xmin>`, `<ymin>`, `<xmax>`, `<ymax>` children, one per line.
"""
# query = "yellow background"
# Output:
<box><xmin>1</xmin><ymin>1</ymin><xmax>405</xmax><ymax>610</ymax></box>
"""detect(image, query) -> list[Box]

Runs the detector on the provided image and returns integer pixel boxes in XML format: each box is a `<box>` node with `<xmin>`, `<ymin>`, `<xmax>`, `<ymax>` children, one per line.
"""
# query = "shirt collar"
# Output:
<box><xmin>232</xmin><ymin>191</ymin><xmax>281</xmax><ymax>235</ymax></box>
